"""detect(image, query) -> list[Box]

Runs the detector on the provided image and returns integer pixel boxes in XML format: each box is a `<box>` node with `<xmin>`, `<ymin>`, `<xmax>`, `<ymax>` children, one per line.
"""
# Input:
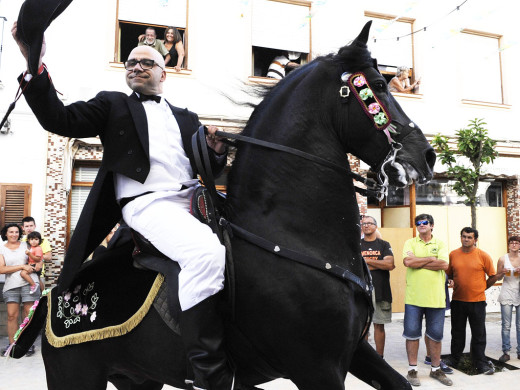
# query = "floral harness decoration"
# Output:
<box><xmin>340</xmin><ymin>72</ymin><xmax>398</xmax><ymax>144</ymax></box>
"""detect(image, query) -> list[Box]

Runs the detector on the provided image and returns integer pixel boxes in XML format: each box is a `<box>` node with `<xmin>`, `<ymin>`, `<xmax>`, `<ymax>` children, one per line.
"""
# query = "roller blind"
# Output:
<box><xmin>118</xmin><ymin>0</ymin><xmax>187</xmax><ymax>28</ymax></box>
<box><xmin>460</xmin><ymin>32</ymin><xmax>502</xmax><ymax>103</ymax></box>
<box><xmin>70</xmin><ymin>187</ymin><xmax>91</xmax><ymax>235</ymax></box>
<box><xmin>252</xmin><ymin>0</ymin><xmax>310</xmax><ymax>53</ymax></box>
<box><xmin>366</xmin><ymin>17</ymin><xmax>413</xmax><ymax>69</ymax></box>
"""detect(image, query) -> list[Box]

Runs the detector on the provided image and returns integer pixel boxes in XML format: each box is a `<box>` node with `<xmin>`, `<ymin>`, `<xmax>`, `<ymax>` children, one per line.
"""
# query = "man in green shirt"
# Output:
<box><xmin>402</xmin><ymin>213</ymin><xmax>452</xmax><ymax>387</ymax></box>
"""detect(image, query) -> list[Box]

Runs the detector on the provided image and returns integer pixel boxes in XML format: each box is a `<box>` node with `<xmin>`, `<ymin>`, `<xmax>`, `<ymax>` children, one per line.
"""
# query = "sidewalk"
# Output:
<box><xmin>0</xmin><ymin>312</ymin><xmax>518</xmax><ymax>390</ymax></box>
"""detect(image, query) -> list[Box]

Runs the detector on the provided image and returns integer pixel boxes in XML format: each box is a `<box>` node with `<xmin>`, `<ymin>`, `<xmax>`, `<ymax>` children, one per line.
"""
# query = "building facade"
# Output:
<box><xmin>0</xmin><ymin>1</ymin><xmax>518</xmax><ymax>310</ymax></box>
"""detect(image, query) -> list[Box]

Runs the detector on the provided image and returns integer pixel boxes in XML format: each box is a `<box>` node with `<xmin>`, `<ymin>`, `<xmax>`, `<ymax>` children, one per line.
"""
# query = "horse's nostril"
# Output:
<box><xmin>425</xmin><ymin>148</ymin><xmax>436</xmax><ymax>170</ymax></box>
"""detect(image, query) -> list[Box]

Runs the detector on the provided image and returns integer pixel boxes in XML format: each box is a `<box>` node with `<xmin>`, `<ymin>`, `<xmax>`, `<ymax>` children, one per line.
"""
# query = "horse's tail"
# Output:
<box><xmin>6</xmin><ymin>293</ymin><xmax>48</xmax><ymax>359</ymax></box>
<box><xmin>349</xmin><ymin>340</ymin><xmax>412</xmax><ymax>390</ymax></box>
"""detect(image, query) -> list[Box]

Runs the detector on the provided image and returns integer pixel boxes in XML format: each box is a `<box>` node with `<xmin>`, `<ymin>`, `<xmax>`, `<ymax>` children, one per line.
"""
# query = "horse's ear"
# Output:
<box><xmin>353</xmin><ymin>21</ymin><xmax>372</xmax><ymax>46</ymax></box>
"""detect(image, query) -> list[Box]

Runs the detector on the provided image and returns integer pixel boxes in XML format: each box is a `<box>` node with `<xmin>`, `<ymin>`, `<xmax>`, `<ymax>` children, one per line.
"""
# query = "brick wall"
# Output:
<box><xmin>506</xmin><ymin>178</ymin><xmax>520</xmax><ymax>237</ymax></box>
<box><xmin>43</xmin><ymin>134</ymin><xmax>103</xmax><ymax>287</ymax></box>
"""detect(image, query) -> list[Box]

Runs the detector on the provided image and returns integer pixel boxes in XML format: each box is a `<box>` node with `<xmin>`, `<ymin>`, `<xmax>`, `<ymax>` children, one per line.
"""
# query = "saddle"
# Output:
<box><xmin>131</xmin><ymin>186</ymin><xmax>231</xmax><ymax>329</ymax></box>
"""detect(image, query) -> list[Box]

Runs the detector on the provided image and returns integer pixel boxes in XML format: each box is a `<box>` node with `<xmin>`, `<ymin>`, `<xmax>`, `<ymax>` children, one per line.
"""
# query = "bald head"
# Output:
<box><xmin>125</xmin><ymin>46</ymin><xmax>166</xmax><ymax>95</ymax></box>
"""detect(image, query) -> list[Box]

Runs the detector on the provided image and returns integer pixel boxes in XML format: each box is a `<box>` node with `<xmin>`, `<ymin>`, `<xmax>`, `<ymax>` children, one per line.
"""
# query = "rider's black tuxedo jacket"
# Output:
<box><xmin>20</xmin><ymin>69</ymin><xmax>226</xmax><ymax>293</ymax></box>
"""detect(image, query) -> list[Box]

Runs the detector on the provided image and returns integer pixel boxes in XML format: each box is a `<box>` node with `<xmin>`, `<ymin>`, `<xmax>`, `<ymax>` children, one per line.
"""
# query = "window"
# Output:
<box><xmin>251</xmin><ymin>0</ymin><xmax>311</xmax><ymax>78</ymax></box>
<box><xmin>0</xmin><ymin>184</ymin><xmax>31</xmax><ymax>227</ymax></box>
<box><xmin>67</xmin><ymin>164</ymin><xmax>99</xmax><ymax>244</ymax></box>
<box><xmin>416</xmin><ymin>179</ymin><xmax>503</xmax><ymax>207</ymax></box>
<box><xmin>116</xmin><ymin>0</ymin><xmax>188</xmax><ymax>68</ymax></box>
<box><xmin>460</xmin><ymin>30</ymin><xmax>503</xmax><ymax>104</ymax></box>
<box><xmin>364</xmin><ymin>12</ymin><xmax>416</xmax><ymax>87</ymax></box>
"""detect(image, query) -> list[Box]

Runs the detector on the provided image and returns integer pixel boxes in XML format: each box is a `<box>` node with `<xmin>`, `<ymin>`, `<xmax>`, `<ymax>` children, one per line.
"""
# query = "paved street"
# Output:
<box><xmin>0</xmin><ymin>312</ymin><xmax>518</xmax><ymax>390</ymax></box>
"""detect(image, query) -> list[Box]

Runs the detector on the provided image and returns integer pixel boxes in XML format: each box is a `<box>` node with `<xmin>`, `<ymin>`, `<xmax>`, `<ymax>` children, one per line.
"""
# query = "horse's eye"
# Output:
<box><xmin>373</xmin><ymin>81</ymin><xmax>386</xmax><ymax>92</ymax></box>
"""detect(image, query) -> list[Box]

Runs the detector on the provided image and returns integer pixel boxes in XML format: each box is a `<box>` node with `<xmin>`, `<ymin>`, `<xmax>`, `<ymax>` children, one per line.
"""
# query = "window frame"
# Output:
<box><xmin>364</xmin><ymin>11</ymin><xmax>418</xmax><ymax>90</ymax></box>
<box><xmin>66</xmin><ymin>161</ymin><xmax>100</xmax><ymax>247</ymax></box>
<box><xmin>459</xmin><ymin>28</ymin><xmax>504</xmax><ymax>105</ymax></box>
<box><xmin>113</xmin><ymin>0</ymin><xmax>190</xmax><ymax>72</ymax></box>
<box><xmin>249</xmin><ymin>0</ymin><xmax>312</xmax><ymax>82</ymax></box>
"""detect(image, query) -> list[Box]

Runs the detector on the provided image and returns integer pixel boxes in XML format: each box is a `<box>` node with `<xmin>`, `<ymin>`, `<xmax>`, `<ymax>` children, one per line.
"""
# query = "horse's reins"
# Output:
<box><xmin>193</xmin><ymin>70</ymin><xmax>406</xmax><ymax>339</ymax></box>
<box><xmin>213</xmin><ymin>129</ymin><xmax>386</xmax><ymax>199</ymax></box>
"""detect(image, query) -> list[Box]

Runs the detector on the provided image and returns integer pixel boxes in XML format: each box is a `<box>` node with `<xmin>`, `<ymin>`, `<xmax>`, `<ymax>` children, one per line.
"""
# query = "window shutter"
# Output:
<box><xmin>366</xmin><ymin>17</ymin><xmax>413</xmax><ymax>69</ymax></box>
<box><xmin>70</xmin><ymin>187</ymin><xmax>91</xmax><ymax>236</ymax></box>
<box><xmin>0</xmin><ymin>184</ymin><xmax>31</xmax><ymax>227</ymax></box>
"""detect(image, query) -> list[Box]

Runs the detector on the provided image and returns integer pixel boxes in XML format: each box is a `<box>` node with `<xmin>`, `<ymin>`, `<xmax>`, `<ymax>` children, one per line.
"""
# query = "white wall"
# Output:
<box><xmin>0</xmin><ymin>0</ymin><xmax>518</xmax><ymax>228</ymax></box>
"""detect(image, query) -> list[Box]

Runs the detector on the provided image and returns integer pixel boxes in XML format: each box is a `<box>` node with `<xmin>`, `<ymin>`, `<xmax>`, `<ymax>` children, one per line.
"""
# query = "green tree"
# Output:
<box><xmin>431</xmin><ymin>118</ymin><xmax>498</xmax><ymax>229</ymax></box>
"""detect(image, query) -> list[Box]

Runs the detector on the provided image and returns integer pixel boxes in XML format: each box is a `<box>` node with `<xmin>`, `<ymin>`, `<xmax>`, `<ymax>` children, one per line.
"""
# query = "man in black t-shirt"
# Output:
<box><xmin>361</xmin><ymin>216</ymin><xmax>395</xmax><ymax>358</ymax></box>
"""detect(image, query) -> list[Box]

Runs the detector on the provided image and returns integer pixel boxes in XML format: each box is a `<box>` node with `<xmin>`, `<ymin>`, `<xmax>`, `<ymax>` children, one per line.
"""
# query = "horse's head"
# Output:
<box><xmin>332</xmin><ymin>21</ymin><xmax>435</xmax><ymax>190</ymax></box>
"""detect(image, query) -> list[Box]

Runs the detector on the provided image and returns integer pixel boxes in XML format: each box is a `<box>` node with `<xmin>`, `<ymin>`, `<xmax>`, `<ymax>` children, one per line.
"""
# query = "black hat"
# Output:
<box><xmin>16</xmin><ymin>0</ymin><xmax>73</xmax><ymax>75</ymax></box>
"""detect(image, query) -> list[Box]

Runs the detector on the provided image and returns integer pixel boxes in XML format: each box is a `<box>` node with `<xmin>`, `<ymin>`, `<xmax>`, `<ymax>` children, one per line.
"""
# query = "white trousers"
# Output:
<box><xmin>122</xmin><ymin>189</ymin><xmax>226</xmax><ymax>311</ymax></box>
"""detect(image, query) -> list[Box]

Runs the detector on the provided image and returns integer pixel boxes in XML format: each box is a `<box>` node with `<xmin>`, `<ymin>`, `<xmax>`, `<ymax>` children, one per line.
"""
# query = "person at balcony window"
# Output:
<box><xmin>163</xmin><ymin>26</ymin><xmax>184</xmax><ymax>72</ymax></box>
<box><xmin>266</xmin><ymin>51</ymin><xmax>301</xmax><ymax>79</ymax></box>
<box><xmin>389</xmin><ymin>66</ymin><xmax>420</xmax><ymax>93</ymax></box>
<box><xmin>138</xmin><ymin>27</ymin><xmax>171</xmax><ymax>67</ymax></box>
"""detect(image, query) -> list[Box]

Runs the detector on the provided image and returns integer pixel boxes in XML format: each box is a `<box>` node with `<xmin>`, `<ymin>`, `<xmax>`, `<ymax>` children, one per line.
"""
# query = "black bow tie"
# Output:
<box><xmin>138</xmin><ymin>94</ymin><xmax>161</xmax><ymax>103</ymax></box>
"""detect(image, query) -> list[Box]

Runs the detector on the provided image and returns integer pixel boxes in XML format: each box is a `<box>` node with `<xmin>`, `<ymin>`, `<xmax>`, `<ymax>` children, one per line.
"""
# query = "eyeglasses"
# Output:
<box><xmin>415</xmin><ymin>220</ymin><xmax>429</xmax><ymax>226</ymax></box>
<box><xmin>124</xmin><ymin>58</ymin><xmax>164</xmax><ymax>71</ymax></box>
<box><xmin>509</xmin><ymin>242</ymin><xmax>520</xmax><ymax>245</ymax></box>
<box><xmin>362</xmin><ymin>222</ymin><xmax>375</xmax><ymax>226</ymax></box>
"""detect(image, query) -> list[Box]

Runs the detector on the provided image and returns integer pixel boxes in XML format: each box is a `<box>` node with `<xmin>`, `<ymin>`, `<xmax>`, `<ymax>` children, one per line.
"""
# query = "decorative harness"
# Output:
<box><xmin>193</xmin><ymin>70</ymin><xmax>404</xmax><ymax>336</ymax></box>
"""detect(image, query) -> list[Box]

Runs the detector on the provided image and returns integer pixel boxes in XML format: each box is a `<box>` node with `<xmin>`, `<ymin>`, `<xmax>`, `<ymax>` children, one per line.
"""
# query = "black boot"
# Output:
<box><xmin>180</xmin><ymin>293</ymin><xmax>234</xmax><ymax>390</ymax></box>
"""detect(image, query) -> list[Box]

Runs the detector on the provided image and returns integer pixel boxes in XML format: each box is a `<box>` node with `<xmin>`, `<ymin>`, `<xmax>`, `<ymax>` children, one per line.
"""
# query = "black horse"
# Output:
<box><xmin>16</xmin><ymin>22</ymin><xmax>435</xmax><ymax>390</ymax></box>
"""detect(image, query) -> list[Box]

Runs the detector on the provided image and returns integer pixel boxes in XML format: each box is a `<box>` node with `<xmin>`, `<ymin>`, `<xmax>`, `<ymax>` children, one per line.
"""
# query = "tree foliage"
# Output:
<box><xmin>431</xmin><ymin>118</ymin><xmax>498</xmax><ymax>228</ymax></box>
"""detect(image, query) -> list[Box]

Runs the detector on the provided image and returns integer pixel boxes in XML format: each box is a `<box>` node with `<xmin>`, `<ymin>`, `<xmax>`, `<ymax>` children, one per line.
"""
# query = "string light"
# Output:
<box><xmin>373</xmin><ymin>0</ymin><xmax>468</xmax><ymax>42</ymax></box>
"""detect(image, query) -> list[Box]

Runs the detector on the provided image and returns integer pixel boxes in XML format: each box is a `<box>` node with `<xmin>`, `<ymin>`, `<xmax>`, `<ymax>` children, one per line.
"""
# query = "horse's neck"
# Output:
<box><xmin>227</xmin><ymin>121</ymin><xmax>362</xmax><ymax>269</ymax></box>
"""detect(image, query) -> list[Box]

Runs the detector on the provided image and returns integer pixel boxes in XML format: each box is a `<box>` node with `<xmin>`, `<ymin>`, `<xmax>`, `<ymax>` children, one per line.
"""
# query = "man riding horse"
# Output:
<box><xmin>12</xmin><ymin>1</ymin><xmax>234</xmax><ymax>388</ymax></box>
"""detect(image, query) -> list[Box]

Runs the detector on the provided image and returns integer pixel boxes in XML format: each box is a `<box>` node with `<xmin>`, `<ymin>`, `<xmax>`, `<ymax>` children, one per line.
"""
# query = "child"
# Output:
<box><xmin>21</xmin><ymin>231</ymin><xmax>43</xmax><ymax>294</ymax></box>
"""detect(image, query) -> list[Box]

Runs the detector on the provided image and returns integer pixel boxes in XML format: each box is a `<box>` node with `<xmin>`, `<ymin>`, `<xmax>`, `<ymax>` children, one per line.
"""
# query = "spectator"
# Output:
<box><xmin>402</xmin><ymin>214</ymin><xmax>452</xmax><ymax>387</ymax></box>
<box><xmin>163</xmin><ymin>26</ymin><xmax>184</xmax><ymax>72</ymax></box>
<box><xmin>266</xmin><ymin>51</ymin><xmax>301</xmax><ymax>79</ymax></box>
<box><xmin>22</xmin><ymin>216</ymin><xmax>52</xmax><ymax>290</ymax></box>
<box><xmin>138</xmin><ymin>27</ymin><xmax>171</xmax><ymax>66</ymax></box>
<box><xmin>389</xmin><ymin>66</ymin><xmax>420</xmax><ymax>93</ymax></box>
<box><xmin>20</xmin><ymin>231</ymin><xmax>43</xmax><ymax>294</ymax></box>
<box><xmin>0</xmin><ymin>223</ymin><xmax>39</xmax><ymax>356</ymax></box>
<box><xmin>496</xmin><ymin>236</ymin><xmax>520</xmax><ymax>363</ymax></box>
<box><xmin>446</xmin><ymin>227</ymin><xmax>500</xmax><ymax>375</ymax></box>
<box><xmin>360</xmin><ymin>216</ymin><xmax>395</xmax><ymax>358</ymax></box>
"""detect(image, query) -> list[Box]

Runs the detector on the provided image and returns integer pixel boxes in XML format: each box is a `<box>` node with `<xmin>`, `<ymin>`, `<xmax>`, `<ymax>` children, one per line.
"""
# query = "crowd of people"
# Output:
<box><xmin>361</xmin><ymin>214</ymin><xmax>520</xmax><ymax>387</ymax></box>
<box><xmin>0</xmin><ymin>217</ymin><xmax>52</xmax><ymax>357</ymax></box>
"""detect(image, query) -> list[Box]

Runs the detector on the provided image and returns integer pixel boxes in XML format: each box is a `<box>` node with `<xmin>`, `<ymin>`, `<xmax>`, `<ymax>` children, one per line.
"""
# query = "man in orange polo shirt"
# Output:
<box><xmin>446</xmin><ymin>227</ymin><xmax>502</xmax><ymax>375</ymax></box>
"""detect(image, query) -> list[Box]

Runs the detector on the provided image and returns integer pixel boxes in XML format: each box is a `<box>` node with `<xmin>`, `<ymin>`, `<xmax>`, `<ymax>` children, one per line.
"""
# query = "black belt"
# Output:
<box><xmin>119</xmin><ymin>186</ymin><xmax>189</xmax><ymax>209</ymax></box>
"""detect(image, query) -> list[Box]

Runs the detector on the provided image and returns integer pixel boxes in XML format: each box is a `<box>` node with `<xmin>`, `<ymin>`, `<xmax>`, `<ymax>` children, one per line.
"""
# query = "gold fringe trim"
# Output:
<box><xmin>46</xmin><ymin>274</ymin><xmax>164</xmax><ymax>348</ymax></box>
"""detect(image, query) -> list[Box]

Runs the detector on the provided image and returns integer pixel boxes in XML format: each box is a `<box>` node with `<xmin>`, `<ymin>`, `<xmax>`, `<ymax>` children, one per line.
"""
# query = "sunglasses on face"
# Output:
<box><xmin>415</xmin><ymin>220</ymin><xmax>430</xmax><ymax>226</ymax></box>
<box><xmin>124</xmin><ymin>58</ymin><xmax>164</xmax><ymax>71</ymax></box>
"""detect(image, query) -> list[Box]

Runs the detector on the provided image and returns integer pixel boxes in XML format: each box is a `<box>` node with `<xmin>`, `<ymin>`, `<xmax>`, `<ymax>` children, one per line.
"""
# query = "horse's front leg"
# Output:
<box><xmin>348</xmin><ymin>340</ymin><xmax>411</xmax><ymax>390</ymax></box>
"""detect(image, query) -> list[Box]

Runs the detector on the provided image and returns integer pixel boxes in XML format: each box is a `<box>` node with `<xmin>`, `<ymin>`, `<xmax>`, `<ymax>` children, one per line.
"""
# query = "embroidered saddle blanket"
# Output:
<box><xmin>46</xmin><ymin>241</ymin><xmax>162</xmax><ymax>347</ymax></box>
